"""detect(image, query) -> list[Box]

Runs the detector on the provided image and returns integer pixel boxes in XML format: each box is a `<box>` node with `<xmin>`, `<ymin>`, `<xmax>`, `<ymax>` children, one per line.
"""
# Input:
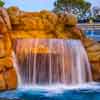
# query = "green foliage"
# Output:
<box><xmin>53</xmin><ymin>0</ymin><xmax>91</xmax><ymax>18</ymax></box>
<box><xmin>0</xmin><ymin>0</ymin><xmax>4</xmax><ymax>7</ymax></box>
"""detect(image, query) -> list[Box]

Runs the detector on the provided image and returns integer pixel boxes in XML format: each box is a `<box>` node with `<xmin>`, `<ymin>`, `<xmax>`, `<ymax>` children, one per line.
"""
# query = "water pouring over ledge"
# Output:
<box><xmin>12</xmin><ymin>39</ymin><xmax>92</xmax><ymax>88</ymax></box>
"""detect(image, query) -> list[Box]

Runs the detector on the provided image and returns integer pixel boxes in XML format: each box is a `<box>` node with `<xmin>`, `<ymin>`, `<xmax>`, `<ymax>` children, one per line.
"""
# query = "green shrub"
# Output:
<box><xmin>0</xmin><ymin>0</ymin><xmax>5</xmax><ymax>7</ymax></box>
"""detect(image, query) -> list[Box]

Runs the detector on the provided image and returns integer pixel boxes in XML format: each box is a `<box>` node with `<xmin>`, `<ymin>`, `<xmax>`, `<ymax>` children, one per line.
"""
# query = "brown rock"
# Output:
<box><xmin>82</xmin><ymin>37</ymin><xmax>100</xmax><ymax>81</ymax></box>
<box><xmin>7</xmin><ymin>6</ymin><xmax>21</xmax><ymax>25</ymax></box>
<box><xmin>0</xmin><ymin>16</ymin><xmax>8</xmax><ymax>34</ymax></box>
<box><xmin>11</xmin><ymin>30</ymin><xmax>55</xmax><ymax>39</ymax></box>
<box><xmin>0</xmin><ymin>65</ymin><xmax>4</xmax><ymax>72</ymax></box>
<box><xmin>0</xmin><ymin>66</ymin><xmax>17</xmax><ymax>90</ymax></box>
<box><xmin>0</xmin><ymin>38</ymin><xmax>6</xmax><ymax>58</ymax></box>
<box><xmin>0</xmin><ymin>50</ymin><xmax>17</xmax><ymax>90</ymax></box>
<box><xmin>0</xmin><ymin>73</ymin><xmax>6</xmax><ymax>90</ymax></box>
<box><xmin>0</xmin><ymin>57</ymin><xmax>13</xmax><ymax>69</ymax></box>
<box><xmin>5</xmin><ymin>69</ymin><xmax>17</xmax><ymax>89</ymax></box>
<box><xmin>65</xmin><ymin>14</ymin><xmax>77</xmax><ymax>26</ymax></box>
<box><xmin>91</xmin><ymin>61</ymin><xmax>100</xmax><ymax>81</ymax></box>
<box><xmin>0</xmin><ymin>56</ymin><xmax>17</xmax><ymax>90</ymax></box>
<box><xmin>0</xmin><ymin>7</ymin><xmax>17</xmax><ymax>91</ymax></box>
<box><xmin>0</xmin><ymin>36</ymin><xmax>12</xmax><ymax>57</ymax></box>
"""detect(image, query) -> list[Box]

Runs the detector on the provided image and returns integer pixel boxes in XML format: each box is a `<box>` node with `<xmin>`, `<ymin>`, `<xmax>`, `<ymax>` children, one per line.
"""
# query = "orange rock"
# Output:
<box><xmin>65</xmin><ymin>14</ymin><xmax>77</xmax><ymax>26</ymax></box>
<box><xmin>0</xmin><ymin>73</ymin><xmax>6</xmax><ymax>90</ymax></box>
<box><xmin>0</xmin><ymin>65</ymin><xmax>4</xmax><ymax>72</ymax></box>
<box><xmin>0</xmin><ymin>38</ymin><xmax>6</xmax><ymax>58</ymax></box>
<box><xmin>0</xmin><ymin>7</ymin><xmax>17</xmax><ymax>90</ymax></box>
<box><xmin>5</xmin><ymin>68</ymin><xmax>17</xmax><ymax>90</ymax></box>
<box><xmin>0</xmin><ymin>56</ymin><xmax>17</xmax><ymax>90</ymax></box>
<box><xmin>0</xmin><ymin>34</ymin><xmax>12</xmax><ymax>58</ymax></box>
<box><xmin>0</xmin><ymin>57</ymin><xmax>13</xmax><ymax>69</ymax></box>
<box><xmin>91</xmin><ymin>61</ymin><xmax>100</xmax><ymax>81</ymax></box>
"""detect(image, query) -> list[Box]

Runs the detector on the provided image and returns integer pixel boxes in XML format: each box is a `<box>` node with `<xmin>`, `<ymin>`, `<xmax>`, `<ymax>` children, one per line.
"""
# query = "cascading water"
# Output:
<box><xmin>13</xmin><ymin>39</ymin><xmax>92</xmax><ymax>87</ymax></box>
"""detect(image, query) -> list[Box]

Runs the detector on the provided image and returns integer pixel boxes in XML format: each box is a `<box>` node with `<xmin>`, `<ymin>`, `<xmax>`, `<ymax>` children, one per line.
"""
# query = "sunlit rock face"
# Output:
<box><xmin>0</xmin><ymin>7</ymin><xmax>17</xmax><ymax>91</ymax></box>
<box><xmin>7</xmin><ymin>6</ymin><xmax>78</xmax><ymax>39</ymax></box>
<box><xmin>0</xmin><ymin>36</ymin><xmax>17</xmax><ymax>90</ymax></box>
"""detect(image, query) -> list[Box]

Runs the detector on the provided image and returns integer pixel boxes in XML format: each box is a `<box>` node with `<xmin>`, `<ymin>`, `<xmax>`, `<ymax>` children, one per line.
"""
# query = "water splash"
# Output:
<box><xmin>13</xmin><ymin>39</ymin><xmax>92</xmax><ymax>87</ymax></box>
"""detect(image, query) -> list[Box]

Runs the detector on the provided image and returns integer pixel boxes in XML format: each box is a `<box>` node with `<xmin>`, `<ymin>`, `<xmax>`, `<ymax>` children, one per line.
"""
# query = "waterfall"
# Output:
<box><xmin>13</xmin><ymin>39</ymin><xmax>92</xmax><ymax>87</ymax></box>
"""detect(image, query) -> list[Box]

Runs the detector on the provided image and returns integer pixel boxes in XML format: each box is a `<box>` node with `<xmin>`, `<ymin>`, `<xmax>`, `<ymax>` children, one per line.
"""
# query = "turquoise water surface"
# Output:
<box><xmin>0</xmin><ymin>83</ymin><xmax>100</xmax><ymax>100</ymax></box>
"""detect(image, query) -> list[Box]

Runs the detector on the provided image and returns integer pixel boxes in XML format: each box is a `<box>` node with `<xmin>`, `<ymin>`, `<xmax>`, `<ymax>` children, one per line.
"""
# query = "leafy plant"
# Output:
<box><xmin>0</xmin><ymin>0</ymin><xmax>4</xmax><ymax>7</ymax></box>
<box><xmin>53</xmin><ymin>0</ymin><xmax>91</xmax><ymax>19</ymax></box>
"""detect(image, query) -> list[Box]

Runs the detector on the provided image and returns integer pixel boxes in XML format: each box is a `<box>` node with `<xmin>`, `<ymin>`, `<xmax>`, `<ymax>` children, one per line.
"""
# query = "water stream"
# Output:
<box><xmin>13</xmin><ymin>39</ymin><xmax>92</xmax><ymax>87</ymax></box>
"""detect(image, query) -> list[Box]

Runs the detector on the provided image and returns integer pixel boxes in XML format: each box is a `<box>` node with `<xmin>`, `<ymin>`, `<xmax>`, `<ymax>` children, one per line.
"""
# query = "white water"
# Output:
<box><xmin>13</xmin><ymin>39</ymin><xmax>92</xmax><ymax>88</ymax></box>
<box><xmin>19</xmin><ymin>82</ymin><xmax>99</xmax><ymax>91</ymax></box>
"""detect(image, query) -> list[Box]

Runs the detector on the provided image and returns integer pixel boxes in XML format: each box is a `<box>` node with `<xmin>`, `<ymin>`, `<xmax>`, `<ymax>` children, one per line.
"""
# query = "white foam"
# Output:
<box><xmin>18</xmin><ymin>82</ymin><xmax>100</xmax><ymax>92</ymax></box>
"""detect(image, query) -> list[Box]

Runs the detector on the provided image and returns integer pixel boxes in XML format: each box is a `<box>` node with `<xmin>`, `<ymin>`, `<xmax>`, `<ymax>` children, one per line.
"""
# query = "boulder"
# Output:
<box><xmin>0</xmin><ymin>7</ymin><xmax>17</xmax><ymax>91</ymax></box>
<box><xmin>82</xmin><ymin>37</ymin><xmax>100</xmax><ymax>81</ymax></box>
<box><xmin>4</xmin><ymin>69</ymin><xmax>17</xmax><ymax>90</ymax></box>
<box><xmin>66</xmin><ymin>14</ymin><xmax>77</xmax><ymax>26</ymax></box>
<box><xmin>0</xmin><ymin>38</ymin><xmax>17</xmax><ymax>91</ymax></box>
<box><xmin>0</xmin><ymin>73</ymin><xmax>6</xmax><ymax>90</ymax></box>
<box><xmin>0</xmin><ymin>35</ymin><xmax>17</xmax><ymax>90</ymax></box>
<box><xmin>0</xmin><ymin>62</ymin><xmax>17</xmax><ymax>90</ymax></box>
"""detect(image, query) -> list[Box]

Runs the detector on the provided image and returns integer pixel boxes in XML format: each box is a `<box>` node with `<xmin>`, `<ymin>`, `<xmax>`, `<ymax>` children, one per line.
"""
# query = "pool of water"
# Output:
<box><xmin>0</xmin><ymin>83</ymin><xmax>100</xmax><ymax>100</ymax></box>
<box><xmin>84</xmin><ymin>30</ymin><xmax>100</xmax><ymax>42</ymax></box>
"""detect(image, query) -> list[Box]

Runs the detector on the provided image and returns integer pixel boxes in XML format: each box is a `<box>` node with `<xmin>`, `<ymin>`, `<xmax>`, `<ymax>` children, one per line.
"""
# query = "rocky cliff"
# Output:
<box><xmin>0</xmin><ymin>6</ymin><xmax>100</xmax><ymax>90</ymax></box>
<box><xmin>0</xmin><ymin>7</ymin><xmax>17</xmax><ymax>91</ymax></box>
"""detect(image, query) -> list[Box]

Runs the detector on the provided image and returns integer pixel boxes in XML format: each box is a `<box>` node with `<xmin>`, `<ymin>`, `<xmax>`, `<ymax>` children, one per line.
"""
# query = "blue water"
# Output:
<box><xmin>0</xmin><ymin>83</ymin><xmax>100</xmax><ymax>100</ymax></box>
<box><xmin>84</xmin><ymin>30</ymin><xmax>100</xmax><ymax>42</ymax></box>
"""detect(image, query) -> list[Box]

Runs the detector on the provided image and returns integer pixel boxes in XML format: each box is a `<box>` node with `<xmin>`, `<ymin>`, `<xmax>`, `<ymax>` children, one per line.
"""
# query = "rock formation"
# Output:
<box><xmin>0</xmin><ymin>6</ymin><xmax>100</xmax><ymax>90</ymax></box>
<box><xmin>0</xmin><ymin>7</ymin><xmax>17</xmax><ymax>91</ymax></box>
